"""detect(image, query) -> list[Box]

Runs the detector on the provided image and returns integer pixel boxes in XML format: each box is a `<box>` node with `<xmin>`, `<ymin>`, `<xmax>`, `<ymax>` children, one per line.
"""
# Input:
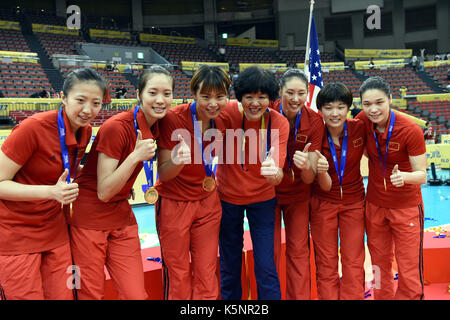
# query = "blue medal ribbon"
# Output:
<box><xmin>133</xmin><ymin>106</ymin><xmax>156</xmax><ymax>194</ymax></box>
<box><xmin>190</xmin><ymin>101</ymin><xmax>215</xmax><ymax>177</ymax></box>
<box><xmin>57</xmin><ymin>108</ymin><xmax>77</xmax><ymax>183</ymax></box>
<box><xmin>280</xmin><ymin>102</ymin><xmax>302</xmax><ymax>171</ymax></box>
<box><xmin>373</xmin><ymin>110</ymin><xmax>396</xmax><ymax>191</ymax></box>
<box><xmin>326</xmin><ymin>121</ymin><xmax>348</xmax><ymax>198</ymax></box>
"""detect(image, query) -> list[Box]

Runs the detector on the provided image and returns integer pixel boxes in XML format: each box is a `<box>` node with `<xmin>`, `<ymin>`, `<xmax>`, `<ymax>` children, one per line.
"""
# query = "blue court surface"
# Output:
<box><xmin>134</xmin><ymin>169</ymin><xmax>450</xmax><ymax>249</ymax></box>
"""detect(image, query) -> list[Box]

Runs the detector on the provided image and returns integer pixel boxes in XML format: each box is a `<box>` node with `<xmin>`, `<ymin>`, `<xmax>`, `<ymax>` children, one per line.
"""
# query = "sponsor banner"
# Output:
<box><xmin>416</xmin><ymin>93</ymin><xmax>450</xmax><ymax>102</ymax></box>
<box><xmin>354</xmin><ymin>59</ymin><xmax>405</xmax><ymax>70</ymax></box>
<box><xmin>345</xmin><ymin>49</ymin><xmax>412</xmax><ymax>59</ymax></box>
<box><xmin>90</xmin><ymin>28</ymin><xmax>131</xmax><ymax>40</ymax></box>
<box><xmin>442</xmin><ymin>134</ymin><xmax>450</xmax><ymax>145</ymax></box>
<box><xmin>0</xmin><ymin>51</ymin><xmax>37</xmax><ymax>57</ymax></box>
<box><xmin>226</xmin><ymin>37</ymin><xmax>279</xmax><ymax>48</ymax></box>
<box><xmin>0</xmin><ymin>20</ymin><xmax>20</xmax><ymax>31</ymax></box>
<box><xmin>297</xmin><ymin>62</ymin><xmax>345</xmax><ymax>71</ymax></box>
<box><xmin>424</xmin><ymin>60</ymin><xmax>450</xmax><ymax>68</ymax></box>
<box><xmin>32</xmin><ymin>23</ymin><xmax>79</xmax><ymax>36</ymax></box>
<box><xmin>239</xmin><ymin>63</ymin><xmax>287</xmax><ymax>72</ymax></box>
<box><xmin>426</xmin><ymin>144</ymin><xmax>450</xmax><ymax>169</ymax></box>
<box><xmin>139</xmin><ymin>33</ymin><xmax>195</xmax><ymax>44</ymax></box>
<box><xmin>181</xmin><ymin>61</ymin><xmax>229</xmax><ymax>72</ymax></box>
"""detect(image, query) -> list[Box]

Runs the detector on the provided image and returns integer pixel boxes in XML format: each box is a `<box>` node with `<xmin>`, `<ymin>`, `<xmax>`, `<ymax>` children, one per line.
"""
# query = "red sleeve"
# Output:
<box><xmin>308</xmin><ymin>111</ymin><xmax>325</xmax><ymax>152</ymax></box>
<box><xmin>1</xmin><ymin>118</ymin><xmax>39</xmax><ymax>166</ymax></box>
<box><xmin>95</xmin><ymin>119</ymin><xmax>130</xmax><ymax>160</ymax></box>
<box><xmin>405</xmin><ymin>122</ymin><xmax>427</xmax><ymax>156</ymax></box>
<box><xmin>158</xmin><ymin>108</ymin><xmax>186</xmax><ymax>151</ymax></box>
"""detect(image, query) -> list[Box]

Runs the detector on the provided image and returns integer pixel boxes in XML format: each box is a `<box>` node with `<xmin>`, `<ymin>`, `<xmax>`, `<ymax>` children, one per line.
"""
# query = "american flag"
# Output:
<box><xmin>305</xmin><ymin>15</ymin><xmax>323</xmax><ymax>112</ymax></box>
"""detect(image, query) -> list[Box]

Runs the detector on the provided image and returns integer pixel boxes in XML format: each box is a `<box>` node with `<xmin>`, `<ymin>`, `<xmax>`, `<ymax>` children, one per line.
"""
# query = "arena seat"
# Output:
<box><xmin>424</xmin><ymin>64</ymin><xmax>450</xmax><ymax>91</ymax></box>
<box><xmin>0</xmin><ymin>28</ymin><xmax>31</xmax><ymax>52</ymax></box>
<box><xmin>146</xmin><ymin>41</ymin><xmax>216</xmax><ymax>66</ymax></box>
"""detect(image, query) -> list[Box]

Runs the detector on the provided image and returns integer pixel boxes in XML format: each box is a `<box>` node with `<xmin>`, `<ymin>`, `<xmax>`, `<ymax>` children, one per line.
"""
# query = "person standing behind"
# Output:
<box><xmin>155</xmin><ymin>65</ymin><xmax>232</xmax><ymax>300</ymax></box>
<box><xmin>271</xmin><ymin>69</ymin><xmax>324</xmax><ymax>300</ymax></box>
<box><xmin>356</xmin><ymin>76</ymin><xmax>427</xmax><ymax>300</ymax></box>
<box><xmin>217</xmin><ymin>65</ymin><xmax>289</xmax><ymax>300</ymax></box>
<box><xmin>0</xmin><ymin>68</ymin><xmax>106</xmax><ymax>299</ymax></box>
<box><xmin>69</xmin><ymin>66</ymin><xmax>174</xmax><ymax>300</ymax></box>
<box><xmin>310</xmin><ymin>82</ymin><xmax>366</xmax><ymax>300</ymax></box>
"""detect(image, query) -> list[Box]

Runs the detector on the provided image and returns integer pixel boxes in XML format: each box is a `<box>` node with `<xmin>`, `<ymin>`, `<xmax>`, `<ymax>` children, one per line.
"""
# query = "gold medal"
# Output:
<box><xmin>340</xmin><ymin>186</ymin><xmax>343</xmax><ymax>200</ymax></box>
<box><xmin>383</xmin><ymin>178</ymin><xmax>387</xmax><ymax>191</ymax></box>
<box><xmin>202</xmin><ymin>176</ymin><xmax>216</xmax><ymax>192</ymax></box>
<box><xmin>290</xmin><ymin>168</ymin><xmax>295</xmax><ymax>182</ymax></box>
<box><xmin>70</xmin><ymin>203</ymin><xmax>73</xmax><ymax>218</ymax></box>
<box><xmin>144</xmin><ymin>187</ymin><xmax>159</xmax><ymax>204</ymax></box>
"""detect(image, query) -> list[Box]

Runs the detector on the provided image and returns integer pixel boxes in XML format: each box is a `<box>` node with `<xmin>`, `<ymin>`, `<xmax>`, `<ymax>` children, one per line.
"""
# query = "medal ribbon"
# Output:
<box><xmin>240</xmin><ymin>108</ymin><xmax>271</xmax><ymax>171</ymax></box>
<box><xmin>326</xmin><ymin>121</ymin><xmax>348</xmax><ymax>194</ymax></box>
<box><xmin>373</xmin><ymin>110</ymin><xmax>396</xmax><ymax>188</ymax></box>
<box><xmin>133</xmin><ymin>106</ymin><xmax>155</xmax><ymax>193</ymax></box>
<box><xmin>190</xmin><ymin>101</ymin><xmax>214</xmax><ymax>177</ymax></box>
<box><xmin>57</xmin><ymin>108</ymin><xmax>77</xmax><ymax>183</ymax></box>
<box><xmin>280</xmin><ymin>102</ymin><xmax>302</xmax><ymax>171</ymax></box>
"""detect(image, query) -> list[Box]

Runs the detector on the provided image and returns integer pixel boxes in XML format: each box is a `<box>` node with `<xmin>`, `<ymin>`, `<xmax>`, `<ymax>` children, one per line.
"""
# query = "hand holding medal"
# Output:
<box><xmin>172</xmin><ymin>134</ymin><xmax>191</xmax><ymax>165</ymax></box>
<box><xmin>293</xmin><ymin>142</ymin><xmax>311</xmax><ymax>170</ymax></box>
<box><xmin>390</xmin><ymin>164</ymin><xmax>404</xmax><ymax>187</ymax></box>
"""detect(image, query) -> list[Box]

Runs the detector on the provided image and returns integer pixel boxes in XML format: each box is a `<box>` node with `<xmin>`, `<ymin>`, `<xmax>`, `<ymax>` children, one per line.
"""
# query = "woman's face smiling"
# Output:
<box><xmin>241</xmin><ymin>91</ymin><xmax>270</xmax><ymax>122</ymax></box>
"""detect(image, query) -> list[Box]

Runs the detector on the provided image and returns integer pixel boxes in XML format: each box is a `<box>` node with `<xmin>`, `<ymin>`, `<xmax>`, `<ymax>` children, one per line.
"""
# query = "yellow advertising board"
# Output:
<box><xmin>181</xmin><ymin>61</ymin><xmax>229</xmax><ymax>72</ymax></box>
<box><xmin>139</xmin><ymin>33</ymin><xmax>195</xmax><ymax>44</ymax></box>
<box><xmin>345</xmin><ymin>49</ymin><xmax>412</xmax><ymax>59</ymax></box>
<box><xmin>416</xmin><ymin>93</ymin><xmax>450</xmax><ymax>102</ymax></box>
<box><xmin>296</xmin><ymin>62</ymin><xmax>345</xmax><ymax>71</ymax></box>
<box><xmin>226</xmin><ymin>38</ymin><xmax>279</xmax><ymax>48</ymax></box>
<box><xmin>0</xmin><ymin>20</ymin><xmax>20</xmax><ymax>31</ymax></box>
<box><xmin>354</xmin><ymin>59</ymin><xmax>405</xmax><ymax>70</ymax></box>
<box><xmin>424</xmin><ymin>60</ymin><xmax>450</xmax><ymax>68</ymax></box>
<box><xmin>239</xmin><ymin>63</ymin><xmax>287</xmax><ymax>72</ymax></box>
<box><xmin>32</xmin><ymin>23</ymin><xmax>79</xmax><ymax>36</ymax></box>
<box><xmin>426</xmin><ymin>144</ymin><xmax>450</xmax><ymax>169</ymax></box>
<box><xmin>441</xmin><ymin>134</ymin><xmax>450</xmax><ymax>145</ymax></box>
<box><xmin>90</xmin><ymin>29</ymin><xmax>131</xmax><ymax>40</ymax></box>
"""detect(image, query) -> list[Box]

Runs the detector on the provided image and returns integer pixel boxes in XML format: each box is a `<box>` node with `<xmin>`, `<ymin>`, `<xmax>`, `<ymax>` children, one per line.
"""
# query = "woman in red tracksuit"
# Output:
<box><xmin>310</xmin><ymin>82</ymin><xmax>366</xmax><ymax>300</ymax></box>
<box><xmin>271</xmin><ymin>68</ymin><xmax>324</xmax><ymax>300</ymax></box>
<box><xmin>356</xmin><ymin>76</ymin><xmax>427</xmax><ymax>300</ymax></box>
<box><xmin>0</xmin><ymin>68</ymin><xmax>106</xmax><ymax>299</ymax></box>
<box><xmin>155</xmin><ymin>65</ymin><xmax>232</xmax><ymax>300</ymax></box>
<box><xmin>69</xmin><ymin>65</ymin><xmax>174</xmax><ymax>300</ymax></box>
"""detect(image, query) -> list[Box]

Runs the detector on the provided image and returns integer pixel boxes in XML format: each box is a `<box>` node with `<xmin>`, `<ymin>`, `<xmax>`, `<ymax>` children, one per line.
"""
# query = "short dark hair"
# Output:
<box><xmin>233</xmin><ymin>65</ymin><xmax>279</xmax><ymax>101</ymax></box>
<box><xmin>316</xmin><ymin>82</ymin><xmax>353</xmax><ymax>110</ymax></box>
<box><xmin>280</xmin><ymin>68</ymin><xmax>308</xmax><ymax>90</ymax></box>
<box><xmin>190</xmin><ymin>64</ymin><xmax>231</xmax><ymax>95</ymax></box>
<box><xmin>359</xmin><ymin>76</ymin><xmax>390</xmax><ymax>100</ymax></box>
<box><xmin>62</xmin><ymin>68</ymin><xmax>106</xmax><ymax>97</ymax></box>
<box><xmin>138</xmin><ymin>65</ymin><xmax>174</xmax><ymax>100</ymax></box>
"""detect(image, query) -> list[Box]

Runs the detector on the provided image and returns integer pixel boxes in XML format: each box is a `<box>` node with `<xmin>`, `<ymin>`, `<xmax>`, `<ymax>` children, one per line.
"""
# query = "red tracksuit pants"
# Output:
<box><xmin>0</xmin><ymin>242</ymin><xmax>74</xmax><ymax>300</ymax></box>
<box><xmin>310</xmin><ymin>197</ymin><xmax>366</xmax><ymax>300</ymax></box>
<box><xmin>156</xmin><ymin>191</ymin><xmax>222</xmax><ymax>300</ymax></box>
<box><xmin>274</xmin><ymin>200</ymin><xmax>311</xmax><ymax>300</ymax></box>
<box><xmin>70</xmin><ymin>224</ymin><xmax>148</xmax><ymax>300</ymax></box>
<box><xmin>365</xmin><ymin>201</ymin><xmax>424</xmax><ymax>300</ymax></box>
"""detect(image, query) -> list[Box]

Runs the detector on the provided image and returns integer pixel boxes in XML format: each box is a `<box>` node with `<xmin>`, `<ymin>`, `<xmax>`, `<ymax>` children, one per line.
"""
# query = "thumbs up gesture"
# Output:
<box><xmin>172</xmin><ymin>134</ymin><xmax>191</xmax><ymax>165</ymax></box>
<box><xmin>390</xmin><ymin>164</ymin><xmax>404</xmax><ymax>187</ymax></box>
<box><xmin>133</xmin><ymin>129</ymin><xmax>156</xmax><ymax>162</ymax></box>
<box><xmin>293</xmin><ymin>143</ymin><xmax>311</xmax><ymax>170</ymax></box>
<box><xmin>260</xmin><ymin>146</ymin><xmax>278</xmax><ymax>178</ymax></box>
<box><xmin>314</xmin><ymin>150</ymin><xmax>329</xmax><ymax>174</ymax></box>
<box><xmin>52</xmin><ymin>169</ymin><xmax>79</xmax><ymax>205</ymax></box>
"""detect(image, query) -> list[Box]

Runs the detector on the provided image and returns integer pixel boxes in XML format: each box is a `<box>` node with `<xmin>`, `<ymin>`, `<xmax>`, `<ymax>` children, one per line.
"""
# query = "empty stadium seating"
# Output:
<box><xmin>425</xmin><ymin>64</ymin><xmax>449</xmax><ymax>91</ymax></box>
<box><xmin>364</xmin><ymin>67</ymin><xmax>434</xmax><ymax>98</ymax></box>
<box><xmin>275</xmin><ymin>49</ymin><xmax>336</xmax><ymax>66</ymax></box>
<box><xmin>0</xmin><ymin>28</ymin><xmax>31</xmax><ymax>52</ymax></box>
<box><xmin>36</xmin><ymin>32</ymin><xmax>86</xmax><ymax>56</ymax></box>
<box><xmin>148</xmin><ymin>42</ymin><xmax>216</xmax><ymax>66</ymax></box>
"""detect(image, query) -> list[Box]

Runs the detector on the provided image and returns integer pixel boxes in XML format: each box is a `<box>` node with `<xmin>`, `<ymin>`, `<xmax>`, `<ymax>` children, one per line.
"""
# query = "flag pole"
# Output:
<box><xmin>304</xmin><ymin>0</ymin><xmax>315</xmax><ymax>72</ymax></box>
